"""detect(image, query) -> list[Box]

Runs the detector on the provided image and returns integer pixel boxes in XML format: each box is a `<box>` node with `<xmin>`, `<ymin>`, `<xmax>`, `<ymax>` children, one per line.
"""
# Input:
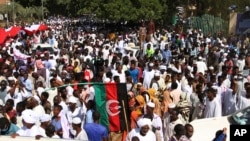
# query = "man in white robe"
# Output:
<box><xmin>66</xmin><ymin>96</ymin><xmax>86</xmax><ymax>136</ymax></box>
<box><xmin>196</xmin><ymin>56</ymin><xmax>207</xmax><ymax>75</ymax></box>
<box><xmin>143</xmin><ymin>63</ymin><xmax>155</xmax><ymax>89</ymax></box>
<box><xmin>145</xmin><ymin>102</ymin><xmax>163</xmax><ymax>141</ymax></box>
<box><xmin>165</xmin><ymin>108</ymin><xmax>184</xmax><ymax>141</ymax></box>
<box><xmin>204</xmin><ymin>88</ymin><xmax>222</xmax><ymax>118</ymax></box>
<box><xmin>38</xmin><ymin>114</ymin><xmax>52</xmax><ymax>137</ymax></box>
<box><xmin>126</xmin><ymin>118</ymin><xmax>156</xmax><ymax>141</ymax></box>
<box><xmin>12</xmin><ymin>109</ymin><xmax>42</xmax><ymax>138</ymax></box>
<box><xmin>237</xmin><ymin>87</ymin><xmax>250</xmax><ymax>110</ymax></box>
<box><xmin>32</xmin><ymin>96</ymin><xmax>45</xmax><ymax>126</ymax></box>
<box><xmin>72</xmin><ymin>117</ymin><xmax>88</xmax><ymax>140</ymax></box>
<box><xmin>222</xmin><ymin>82</ymin><xmax>239</xmax><ymax>116</ymax></box>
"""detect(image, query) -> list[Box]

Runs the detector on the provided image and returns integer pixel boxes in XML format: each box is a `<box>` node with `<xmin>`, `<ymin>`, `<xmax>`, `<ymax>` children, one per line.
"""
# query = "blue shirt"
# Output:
<box><xmin>1</xmin><ymin>123</ymin><xmax>19</xmax><ymax>135</ymax></box>
<box><xmin>213</xmin><ymin>133</ymin><xmax>226</xmax><ymax>141</ymax></box>
<box><xmin>128</xmin><ymin>68</ymin><xmax>139</xmax><ymax>83</ymax></box>
<box><xmin>162</xmin><ymin>49</ymin><xmax>172</xmax><ymax>59</ymax></box>
<box><xmin>85</xmin><ymin>110</ymin><xmax>94</xmax><ymax>124</ymax></box>
<box><xmin>52</xmin><ymin>118</ymin><xmax>62</xmax><ymax>132</ymax></box>
<box><xmin>43</xmin><ymin>60</ymin><xmax>52</xmax><ymax>69</ymax></box>
<box><xmin>84</xmin><ymin>123</ymin><xmax>108</xmax><ymax>141</ymax></box>
<box><xmin>20</xmin><ymin>77</ymin><xmax>33</xmax><ymax>93</ymax></box>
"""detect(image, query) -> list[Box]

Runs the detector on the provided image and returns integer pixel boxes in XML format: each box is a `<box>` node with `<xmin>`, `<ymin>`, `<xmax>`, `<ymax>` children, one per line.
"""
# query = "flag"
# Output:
<box><xmin>93</xmin><ymin>83</ymin><xmax>130</xmax><ymax>132</ymax></box>
<box><xmin>0</xmin><ymin>28</ymin><xmax>7</xmax><ymax>45</ymax></box>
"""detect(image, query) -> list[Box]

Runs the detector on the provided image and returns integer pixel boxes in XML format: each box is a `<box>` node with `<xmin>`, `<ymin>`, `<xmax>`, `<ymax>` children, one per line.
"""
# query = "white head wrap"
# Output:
<box><xmin>137</xmin><ymin>118</ymin><xmax>152</xmax><ymax>128</ymax></box>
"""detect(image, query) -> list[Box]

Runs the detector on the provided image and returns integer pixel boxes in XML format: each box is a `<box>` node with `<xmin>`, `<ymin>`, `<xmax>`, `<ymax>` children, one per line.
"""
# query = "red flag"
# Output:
<box><xmin>8</xmin><ymin>26</ymin><xmax>21</xmax><ymax>37</ymax></box>
<box><xmin>93</xmin><ymin>83</ymin><xmax>130</xmax><ymax>132</ymax></box>
<box><xmin>38</xmin><ymin>24</ymin><xmax>48</xmax><ymax>31</ymax></box>
<box><xmin>0</xmin><ymin>28</ymin><xmax>7</xmax><ymax>44</ymax></box>
<box><xmin>105</xmin><ymin>83</ymin><xmax>121</xmax><ymax>131</ymax></box>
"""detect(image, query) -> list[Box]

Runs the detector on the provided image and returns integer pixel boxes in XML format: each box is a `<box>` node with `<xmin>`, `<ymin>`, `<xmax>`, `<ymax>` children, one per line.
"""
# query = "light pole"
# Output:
<box><xmin>42</xmin><ymin>0</ymin><xmax>44</xmax><ymax>21</ymax></box>
<box><xmin>6</xmin><ymin>0</ymin><xmax>10</xmax><ymax>27</ymax></box>
<box><xmin>12</xmin><ymin>0</ymin><xmax>15</xmax><ymax>25</ymax></box>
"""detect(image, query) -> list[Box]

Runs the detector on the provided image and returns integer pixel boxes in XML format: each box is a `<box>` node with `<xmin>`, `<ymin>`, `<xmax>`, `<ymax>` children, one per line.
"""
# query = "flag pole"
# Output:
<box><xmin>122</xmin><ymin>100</ymin><xmax>129</xmax><ymax>132</ymax></box>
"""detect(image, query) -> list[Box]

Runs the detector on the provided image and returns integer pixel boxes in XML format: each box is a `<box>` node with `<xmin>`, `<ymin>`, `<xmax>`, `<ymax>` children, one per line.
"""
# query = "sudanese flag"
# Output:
<box><xmin>0</xmin><ymin>28</ymin><xmax>7</xmax><ymax>44</ymax></box>
<box><xmin>93</xmin><ymin>83</ymin><xmax>130</xmax><ymax>132</ymax></box>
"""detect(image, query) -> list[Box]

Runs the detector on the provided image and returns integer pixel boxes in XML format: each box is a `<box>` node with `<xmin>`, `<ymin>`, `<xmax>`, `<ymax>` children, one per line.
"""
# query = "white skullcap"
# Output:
<box><xmin>149</xmin><ymin>63</ymin><xmax>154</xmax><ymax>67</ymax></box>
<box><xmin>7</xmin><ymin>77</ymin><xmax>15</xmax><ymax>81</ymax></box>
<box><xmin>198</xmin><ymin>56</ymin><xmax>202</xmax><ymax>60</ymax></box>
<box><xmin>238</xmin><ymin>75</ymin><xmax>243</xmax><ymax>79</ymax></box>
<box><xmin>104</xmin><ymin>78</ymin><xmax>111</xmax><ymax>83</ymax></box>
<box><xmin>159</xmin><ymin>65</ymin><xmax>167</xmax><ymax>70</ymax></box>
<box><xmin>209</xmin><ymin>66</ymin><xmax>214</xmax><ymax>70</ymax></box>
<box><xmin>137</xmin><ymin>118</ymin><xmax>152</xmax><ymax>128</ymax></box>
<box><xmin>72</xmin><ymin>117</ymin><xmax>82</xmax><ymax>124</ymax></box>
<box><xmin>50</xmin><ymin>67</ymin><xmax>56</xmax><ymax>70</ymax></box>
<box><xmin>21</xmin><ymin>109</ymin><xmax>37</xmax><ymax>124</ymax></box>
<box><xmin>40</xmin><ymin>114</ymin><xmax>51</xmax><ymax>122</ymax></box>
<box><xmin>154</xmin><ymin>72</ymin><xmax>160</xmax><ymax>77</ymax></box>
<box><xmin>62</xmin><ymin>70</ymin><xmax>68</xmax><ymax>73</ymax></box>
<box><xmin>168</xmin><ymin>103</ymin><xmax>176</xmax><ymax>109</ymax></box>
<box><xmin>83</xmin><ymin>85</ymin><xmax>88</xmax><ymax>89</ymax></box>
<box><xmin>211</xmin><ymin>86</ymin><xmax>218</xmax><ymax>90</ymax></box>
<box><xmin>68</xmin><ymin>96</ymin><xmax>77</xmax><ymax>103</ymax></box>
<box><xmin>137</xmin><ymin>82</ymin><xmax>142</xmax><ymax>86</ymax></box>
<box><xmin>147</xmin><ymin>101</ymin><xmax>155</xmax><ymax>108</ymax></box>
<box><xmin>206</xmin><ymin>38</ymin><xmax>211</xmax><ymax>43</ymax></box>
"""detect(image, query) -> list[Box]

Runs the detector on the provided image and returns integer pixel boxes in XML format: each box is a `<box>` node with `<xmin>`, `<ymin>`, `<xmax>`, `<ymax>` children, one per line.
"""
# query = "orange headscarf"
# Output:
<box><xmin>147</xmin><ymin>88</ymin><xmax>156</xmax><ymax>100</ymax></box>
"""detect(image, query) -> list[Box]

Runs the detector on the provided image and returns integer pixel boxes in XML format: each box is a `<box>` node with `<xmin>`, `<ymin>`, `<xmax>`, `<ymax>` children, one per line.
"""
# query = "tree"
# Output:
<box><xmin>79</xmin><ymin>0</ymin><xmax>165</xmax><ymax>22</ymax></box>
<box><xmin>13</xmin><ymin>0</ymin><xmax>250</xmax><ymax>27</ymax></box>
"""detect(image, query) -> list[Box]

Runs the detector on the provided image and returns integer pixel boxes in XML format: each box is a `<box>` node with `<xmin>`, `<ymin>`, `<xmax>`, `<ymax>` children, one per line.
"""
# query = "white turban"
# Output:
<box><xmin>21</xmin><ymin>109</ymin><xmax>38</xmax><ymax>124</ymax></box>
<box><xmin>40</xmin><ymin>114</ymin><xmax>51</xmax><ymax>123</ymax></box>
<box><xmin>137</xmin><ymin>118</ymin><xmax>152</xmax><ymax>128</ymax></box>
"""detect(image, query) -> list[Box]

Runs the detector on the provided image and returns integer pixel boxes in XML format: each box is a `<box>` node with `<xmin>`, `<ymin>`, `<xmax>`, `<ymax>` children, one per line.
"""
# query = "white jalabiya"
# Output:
<box><xmin>46</xmin><ymin>87</ymin><xmax>58</xmax><ymax>107</ymax></box>
<box><xmin>16</xmin><ymin>125</ymin><xmax>42</xmax><ymax>137</ymax></box>
<box><xmin>196</xmin><ymin>60</ymin><xmax>207</xmax><ymax>75</ymax></box>
<box><xmin>237</xmin><ymin>96</ymin><xmax>250</xmax><ymax>110</ymax></box>
<box><xmin>165</xmin><ymin>118</ymin><xmax>184</xmax><ymax>141</ymax></box>
<box><xmin>126</xmin><ymin>128</ymin><xmax>156</xmax><ymax>141</ymax></box>
<box><xmin>151</xmin><ymin>114</ymin><xmax>164</xmax><ymax>141</ymax></box>
<box><xmin>213</xmin><ymin>85</ymin><xmax>227</xmax><ymax>107</ymax></box>
<box><xmin>74</xmin><ymin>130</ymin><xmax>88</xmax><ymax>140</ymax></box>
<box><xmin>143</xmin><ymin>69</ymin><xmax>155</xmax><ymax>89</ymax></box>
<box><xmin>204</xmin><ymin>98</ymin><xmax>222</xmax><ymax>118</ymax></box>
<box><xmin>38</xmin><ymin>126</ymin><xmax>47</xmax><ymax>137</ymax></box>
<box><xmin>222</xmin><ymin>89</ymin><xmax>239</xmax><ymax>116</ymax></box>
<box><xmin>33</xmin><ymin>105</ymin><xmax>45</xmax><ymax>126</ymax></box>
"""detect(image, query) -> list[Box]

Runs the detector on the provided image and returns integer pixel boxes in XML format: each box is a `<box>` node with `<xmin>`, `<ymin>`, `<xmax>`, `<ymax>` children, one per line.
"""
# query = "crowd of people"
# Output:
<box><xmin>0</xmin><ymin>17</ymin><xmax>249</xmax><ymax>141</ymax></box>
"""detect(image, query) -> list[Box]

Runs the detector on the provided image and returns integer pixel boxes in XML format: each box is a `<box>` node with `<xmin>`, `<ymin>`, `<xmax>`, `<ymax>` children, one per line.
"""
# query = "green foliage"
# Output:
<box><xmin>11</xmin><ymin>0</ymin><xmax>250</xmax><ymax>26</ymax></box>
<box><xmin>0</xmin><ymin>1</ymin><xmax>47</xmax><ymax>24</ymax></box>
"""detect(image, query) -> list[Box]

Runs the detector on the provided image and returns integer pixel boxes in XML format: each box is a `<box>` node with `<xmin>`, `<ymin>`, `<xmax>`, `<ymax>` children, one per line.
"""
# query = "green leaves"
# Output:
<box><xmin>11</xmin><ymin>0</ymin><xmax>250</xmax><ymax>27</ymax></box>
